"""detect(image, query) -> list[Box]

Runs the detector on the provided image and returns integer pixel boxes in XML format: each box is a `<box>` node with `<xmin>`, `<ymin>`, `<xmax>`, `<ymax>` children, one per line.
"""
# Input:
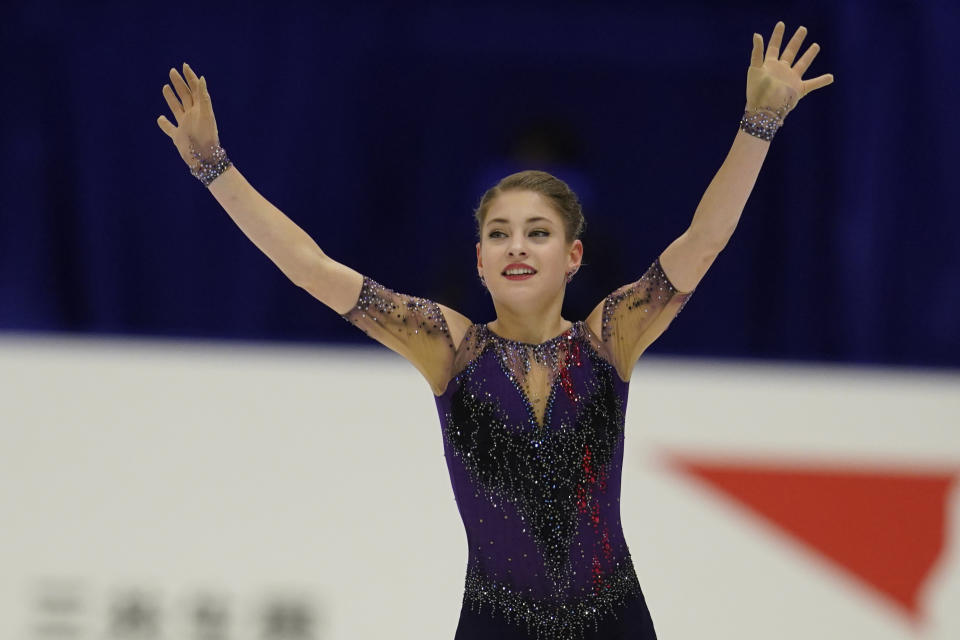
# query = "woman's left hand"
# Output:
<box><xmin>746</xmin><ymin>21</ymin><xmax>834</xmax><ymax>120</ymax></box>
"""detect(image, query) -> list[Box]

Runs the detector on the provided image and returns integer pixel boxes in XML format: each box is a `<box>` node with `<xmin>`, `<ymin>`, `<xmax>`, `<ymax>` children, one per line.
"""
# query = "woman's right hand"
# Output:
<box><xmin>157</xmin><ymin>62</ymin><xmax>221</xmax><ymax>168</ymax></box>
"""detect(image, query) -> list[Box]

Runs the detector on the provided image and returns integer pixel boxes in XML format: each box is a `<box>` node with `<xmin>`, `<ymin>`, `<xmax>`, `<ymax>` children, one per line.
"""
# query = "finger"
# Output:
<box><xmin>780</xmin><ymin>25</ymin><xmax>807</xmax><ymax>66</ymax></box>
<box><xmin>182</xmin><ymin>62</ymin><xmax>202</xmax><ymax>95</ymax></box>
<box><xmin>750</xmin><ymin>33</ymin><xmax>764</xmax><ymax>68</ymax></box>
<box><xmin>792</xmin><ymin>42</ymin><xmax>821</xmax><ymax>77</ymax></box>
<box><xmin>199</xmin><ymin>76</ymin><xmax>212</xmax><ymax>104</ymax></box>
<box><xmin>162</xmin><ymin>84</ymin><xmax>185</xmax><ymax>121</ymax></box>
<box><xmin>169</xmin><ymin>67</ymin><xmax>194</xmax><ymax>110</ymax></box>
<box><xmin>156</xmin><ymin>114</ymin><xmax>177</xmax><ymax>138</ymax></box>
<box><xmin>801</xmin><ymin>73</ymin><xmax>834</xmax><ymax>96</ymax></box>
<box><xmin>766</xmin><ymin>20</ymin><xmax>785</xmax><ymax>61</ymax></box>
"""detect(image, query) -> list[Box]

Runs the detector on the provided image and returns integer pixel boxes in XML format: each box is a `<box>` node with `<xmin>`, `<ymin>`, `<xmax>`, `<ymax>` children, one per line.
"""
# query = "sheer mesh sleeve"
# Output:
<box><xmin>339</xmin><ymin>275</ymin><xmax>457</xmax><ymax>394</ymax></box>
<box><xmin>599</xmin><ymin>257</ymin><xmax>694</xmax><ymax>379</ymax></box>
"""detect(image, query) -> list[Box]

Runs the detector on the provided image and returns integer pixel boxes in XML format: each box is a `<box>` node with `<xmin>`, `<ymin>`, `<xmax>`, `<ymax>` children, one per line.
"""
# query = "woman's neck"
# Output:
<box><xmin>486</xmin><ymin>317</ymin><xmax>573</xmax><ymax>344</ymax></box>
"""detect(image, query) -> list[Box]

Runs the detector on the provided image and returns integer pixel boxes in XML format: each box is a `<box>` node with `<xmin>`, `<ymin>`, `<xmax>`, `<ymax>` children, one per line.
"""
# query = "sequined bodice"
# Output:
<box><xmin>435</xmin><ymin>319</ymin><xmax>638</xmax><ymax>627</ymax></box>
<box><xmin>339</xmin><ymin>258</ymin><xmax>693</xmax><ymax>639</ymax></box>
<box><xmin>472</xmin><ymin>321</ymin><xmax>582</xmax><ymax>428</ymax></box>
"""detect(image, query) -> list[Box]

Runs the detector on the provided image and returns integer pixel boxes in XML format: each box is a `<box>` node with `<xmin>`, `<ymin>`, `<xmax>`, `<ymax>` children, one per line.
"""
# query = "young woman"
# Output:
<box><xmin>157</xmin><ymin>20</ymin><xmax>833</xmax><ymax>640</ymax></box>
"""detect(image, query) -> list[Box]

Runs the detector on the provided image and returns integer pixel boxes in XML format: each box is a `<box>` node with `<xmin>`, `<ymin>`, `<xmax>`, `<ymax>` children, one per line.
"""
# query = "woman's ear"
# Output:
<box><xmin>570</xmin><ymin>239</ymin><xmax>584</xmax><ymax>269</ymax></box>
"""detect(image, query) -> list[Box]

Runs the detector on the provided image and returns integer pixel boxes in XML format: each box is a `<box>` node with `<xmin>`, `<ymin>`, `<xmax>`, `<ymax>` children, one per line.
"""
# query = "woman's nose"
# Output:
<box><xmin>508</xmin><ymin>242</ymin><xmax>527</xmax><ymax>256</ymax></box>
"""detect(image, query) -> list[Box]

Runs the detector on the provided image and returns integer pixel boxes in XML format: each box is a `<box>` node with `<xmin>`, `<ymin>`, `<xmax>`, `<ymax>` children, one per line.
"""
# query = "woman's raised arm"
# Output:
<box><xmin>156</xmin><ymin>63</ymin><xmax>327</xmax><ymax>290</ymax></box>
<box><xmin>156</xmin><ymin>62</ymin><xmax>471</xmax><ymax>393</ymax></box>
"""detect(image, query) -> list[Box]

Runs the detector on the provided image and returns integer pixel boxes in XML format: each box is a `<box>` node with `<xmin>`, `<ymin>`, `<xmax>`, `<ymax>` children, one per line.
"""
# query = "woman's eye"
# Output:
<box><xmin>487</xmin><ymin>229</ymin><xmax>550</xmax><ymax>238</ymax></box>
<box><xmin>487</xmin><ymin>230</ymin><xmax>549</xmax><ymax>238</ymax></box>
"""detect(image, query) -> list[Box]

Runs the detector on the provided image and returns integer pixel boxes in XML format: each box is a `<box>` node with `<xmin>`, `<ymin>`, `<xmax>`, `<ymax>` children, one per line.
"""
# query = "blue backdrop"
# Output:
<box><xmin>1</xmin><ymin>0</ymin><xmax>957</xmax><ymax>369</ymax></box>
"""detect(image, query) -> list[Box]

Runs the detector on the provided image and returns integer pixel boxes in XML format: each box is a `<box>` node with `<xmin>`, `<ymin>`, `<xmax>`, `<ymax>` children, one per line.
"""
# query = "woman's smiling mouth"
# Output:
<box><xmin>502</xmin><ymin>263</ymin><xmax>537</xmax><ymax>279</ymax></box>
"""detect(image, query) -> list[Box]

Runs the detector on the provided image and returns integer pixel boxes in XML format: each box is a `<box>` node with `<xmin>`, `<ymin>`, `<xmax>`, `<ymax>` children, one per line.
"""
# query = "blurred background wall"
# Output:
<box><xmin>1</xmin><ymin>0</ymin><xmax>957</xmax><ymax>638</ymax></box>
<box><xmin>1</xmin><ymin>0</ymin><xmax>957</xmax><ymax>367</ymax></box>
<box><xmin>1</xmin><ymin>340</ymin><xmax>957</xmax><ymax>639</ymax></box>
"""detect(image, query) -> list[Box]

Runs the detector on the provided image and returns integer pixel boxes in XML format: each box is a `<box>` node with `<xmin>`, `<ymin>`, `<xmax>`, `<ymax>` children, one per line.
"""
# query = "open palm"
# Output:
<box><xmin>746</xmin><ymin>21</ymin><xmax>835</xmax><ymax>119</ymax></box>
<box><xmin>156</xmin><ymin>63</ymin><xmax>221</xmax><ymax>167</ymax></box>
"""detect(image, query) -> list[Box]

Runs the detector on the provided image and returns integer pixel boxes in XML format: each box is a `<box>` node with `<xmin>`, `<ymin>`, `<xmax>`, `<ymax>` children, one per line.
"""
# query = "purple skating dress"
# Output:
<box><xmin>340</xmin><ymin>257</ymin><xmax>693</xmax><ymax>639</ymax></box>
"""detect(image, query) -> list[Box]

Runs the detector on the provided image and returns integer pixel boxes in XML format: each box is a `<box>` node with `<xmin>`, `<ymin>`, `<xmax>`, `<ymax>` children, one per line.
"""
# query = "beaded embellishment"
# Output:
<box><xmin>480</xmin><ymin>322</ymin><xmax>582</xmax><ymax>428</ymax></box>
<box><xmin>339</xmin><ymin>275</ymin><xmax>455</xmax><ymax>352</ymax></box>
<box><xmin>189</xmin><ymin>143</ymin><xmax>233</xmax><ymax>186</ymax></box>
<box><xmin>598</xmin><ymin>258</ymin><xmax>694</xmax><ymax>381</ymax></box>
<box><xmin>601</xmin><ymin>258</ymin><xmax>692</xmax><ymax>343</ymax></box>
<box><xmin>336</xmin><ymin>262</ymin><xmax>694</xmax><ymax>638</ymax></box>
<box><xmin>438</xmin><ymin>321</ymin><xmax>653</xmax><ymax>639</ymax></box>
<box><xmin>739</xmin><ymin>98</ymin><xmax>795</xmax><ymax>141</ymax></box>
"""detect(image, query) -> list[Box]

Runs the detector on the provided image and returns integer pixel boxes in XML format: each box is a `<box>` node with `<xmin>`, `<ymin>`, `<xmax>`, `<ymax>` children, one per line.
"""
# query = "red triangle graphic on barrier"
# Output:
<box><xmin>664</xmin><ymin>453</ymin><xmax>957</xmax><ymax>624</ymax></box>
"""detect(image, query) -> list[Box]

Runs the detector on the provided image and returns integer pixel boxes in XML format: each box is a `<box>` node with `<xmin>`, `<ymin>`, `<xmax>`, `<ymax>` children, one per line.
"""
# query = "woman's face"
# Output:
<box><xmin>476</xmin><ymin>190</ymin><xmax>582</xmax><ymax>304</ymax></box>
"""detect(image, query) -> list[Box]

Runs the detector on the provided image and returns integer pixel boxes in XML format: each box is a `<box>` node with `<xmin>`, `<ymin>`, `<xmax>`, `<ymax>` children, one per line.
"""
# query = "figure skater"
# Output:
<box><xmin>156</xmin><ymin>20</ymin><xmax>833</xmax><ymax>639</ymax></box>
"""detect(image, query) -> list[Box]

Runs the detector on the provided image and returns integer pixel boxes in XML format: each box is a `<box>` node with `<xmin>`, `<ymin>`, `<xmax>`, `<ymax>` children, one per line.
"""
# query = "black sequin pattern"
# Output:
<box><xmin>462</xmin><ymin>554</ymin><xmax>645</xmax><ymax>639</ymax></box>
<box><xmin>601</xmin><ymin>258</ymin><xmax>692</xmax><ymax>344</ymax></box>
<box><xmin>442</xmin><ymin>324</ymin><xmax>646</xmax><ymax>639</ymax></box>
<box><xmin>339</xmin><ymin>275</ymin><xmax>455</xmax><ymax>351</ymax></box>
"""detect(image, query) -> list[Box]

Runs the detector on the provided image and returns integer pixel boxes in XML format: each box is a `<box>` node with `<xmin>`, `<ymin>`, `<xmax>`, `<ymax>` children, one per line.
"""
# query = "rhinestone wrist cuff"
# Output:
<box><xmin>189</xmin><ymin>144</ymin><xmax>232</xmax><ymax>187</ymax></box>
<box><xmin>739</xmin><ymin>106</ymin><xmax>788</xmax><ymax>141</ymax></box>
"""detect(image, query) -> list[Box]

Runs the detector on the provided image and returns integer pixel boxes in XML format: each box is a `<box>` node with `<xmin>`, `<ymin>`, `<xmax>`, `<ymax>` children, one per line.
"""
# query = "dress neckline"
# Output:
<box><xmin>483</xmin><ymin>320</ymin><xmax>579</xmax><ymax>347</ymax></box>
